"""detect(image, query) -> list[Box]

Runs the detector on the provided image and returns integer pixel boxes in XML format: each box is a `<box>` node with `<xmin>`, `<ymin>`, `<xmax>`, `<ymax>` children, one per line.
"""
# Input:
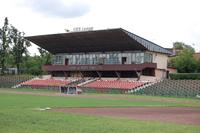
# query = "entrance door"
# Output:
<box><xmin>99</xmin><ymin>57</ymin><xmax>105</xmax><ymax>65</ymax></box>
<box><xmin>65</xmin><ymin>58</ymin><xmax>69</xmax><ymax>65</ymax></box>
<box><xmin>122</xmin><ymin>57</ymin><xmax>127</xmax><ymax>64</ymax></box>
<box><xmin>166</xmin><ymin>71</ymin><xmax>169</xmax><ymax>79</ymax></box>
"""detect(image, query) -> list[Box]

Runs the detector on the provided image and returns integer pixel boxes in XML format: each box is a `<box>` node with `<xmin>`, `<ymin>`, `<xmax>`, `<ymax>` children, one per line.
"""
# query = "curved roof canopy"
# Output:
<box><xmin>26</xmin><ymin>28</ymin><xmax>171</xmax><ymax>54</ymax></box>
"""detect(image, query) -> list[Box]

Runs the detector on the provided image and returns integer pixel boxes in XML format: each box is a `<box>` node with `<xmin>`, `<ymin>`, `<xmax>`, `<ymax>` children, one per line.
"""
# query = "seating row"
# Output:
<box><xmin>82</xmin><ymin>80</ymin><xmax>145</xmax><ymax>90</ymax></box>
<box><xmin>21</xmin><ymin>79</ymin><xmax>70</xmax><ymax>87</ymax></box>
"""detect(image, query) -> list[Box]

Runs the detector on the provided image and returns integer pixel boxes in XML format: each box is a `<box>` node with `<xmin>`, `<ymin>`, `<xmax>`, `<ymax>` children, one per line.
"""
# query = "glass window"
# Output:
<box><xmin>55</xmin><ymin>52</ymin><xmax>149</xmax><ymax>65</ymax></box>
<box><xmin>53</xmin><ymin>55</ymin><xmax>63</xmax><ymax>65</ymax></box>
<box><xmin>135</xmin><ymin>53</ymin><xmax>144</xmax><ymax>64</ymax></box>
<box><xmin>140</xmin><ymin>53</ymin><xmax>144</xmax><ymax>63</ymax></box>
<box><xmin>144</xmin><ymin>53</ymin><xmax>153</xmax><ymax>63</ymax></box>
<box><xmin>127</xmin><ymin>53</ymin><xmax>131</xmax><ymax>64</ymax></box>
<box><xmin>131</xmin><ymin>53</ymin><xmax>136</xmax><ymax>64</ymax></box>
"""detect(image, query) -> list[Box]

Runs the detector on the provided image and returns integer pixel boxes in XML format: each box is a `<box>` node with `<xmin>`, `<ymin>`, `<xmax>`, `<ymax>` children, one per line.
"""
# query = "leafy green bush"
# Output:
<box><xmin>169</xmin><ymin>73</ymin><xmax>200</xmax><ymax>80</ymax></box>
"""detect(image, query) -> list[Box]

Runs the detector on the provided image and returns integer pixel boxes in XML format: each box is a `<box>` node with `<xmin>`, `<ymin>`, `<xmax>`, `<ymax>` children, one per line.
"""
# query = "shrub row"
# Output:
<box><xmin>169</xmin><ymin>73</ymin><xmax>200</xmax><ymax>80</ymax></box>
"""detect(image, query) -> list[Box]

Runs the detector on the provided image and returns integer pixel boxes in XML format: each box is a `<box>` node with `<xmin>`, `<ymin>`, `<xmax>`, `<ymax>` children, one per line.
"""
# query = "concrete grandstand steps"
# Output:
<box><xmin>134</xmin><ymin>79</ymin><xmax>200</xmax><ymax>97</ymax></box>
<box><xmin>139</xmin><ymin>76</ymin><xmax>158</xmax><ymax>82</ymax></box>
<box><xmin>67</xmin><ymin>78</ymin><xmax>88</xmax><ymax>86</ymax></box>
<box><xmin>77</xmin><ymin>78</ymin><xmax>97</xmax><ymax>87</ymax></box>
<box><xmin>133</xmin><ymin>81</ymin><xmax>157</xmax><ymax>93</ymax></box>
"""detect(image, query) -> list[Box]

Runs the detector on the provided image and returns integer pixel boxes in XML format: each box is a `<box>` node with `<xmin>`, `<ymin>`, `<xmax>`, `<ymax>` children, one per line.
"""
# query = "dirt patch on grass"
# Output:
<box><xmin>54</xmin><ymin>107</ymin><xmax>200</xmax><ymax>125</ymax></box>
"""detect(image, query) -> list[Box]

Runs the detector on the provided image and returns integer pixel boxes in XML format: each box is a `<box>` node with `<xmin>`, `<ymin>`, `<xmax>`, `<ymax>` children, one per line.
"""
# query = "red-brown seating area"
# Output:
<box><xmin>21</xmin><ymin>79</ymin><xmax>70</xmax><ymax>89</ymax></box>
<box><xmin>82</xmin><ymin>79</ymin><xmax>145</xmax><ymax>90</ymax></box>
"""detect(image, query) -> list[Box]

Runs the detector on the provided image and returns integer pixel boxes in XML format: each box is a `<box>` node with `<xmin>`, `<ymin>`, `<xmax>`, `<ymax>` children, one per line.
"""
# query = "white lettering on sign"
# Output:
<box><xmin>73</xmin><ymin>27</ymin><xmax>93</xmax><ymax>32</ymax></box>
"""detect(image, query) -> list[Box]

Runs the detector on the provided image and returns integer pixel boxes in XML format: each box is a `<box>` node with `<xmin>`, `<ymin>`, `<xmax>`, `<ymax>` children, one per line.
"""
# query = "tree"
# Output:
<box><xmin>10</xmin><ymin>26</ymin><xmax>31</xmax><ymax>74</ymax></box>
<box><xmin>0</xmin><ymin>17</ymin><xmax>11</xmax><ymax>75</ymax></box>
<box><xmin>171</xmin><ymin>48</ymin><xmax>196</xmax><ymax>73</ymax></box>
<box><xmin>196</xmin><ymin>58</ymin><xmax>200</xmax><ymax>72</ymax></box>
<box><xmin>173</xmin><ymin>42</ymin><xmax>185</xmax><ymax>50</ymax></box>
<box><xmin>38</xmin><ymin>47</ymin><xmax>52</xmax><ymax>65</ymax></box>
<box><xmin>169</xmin><ymin>42</ymin><xmax>199</xmax><ymax>73</ymax></box>
<box><xmin>37</xmin><ymin>47</ymin><xmax>52</xmax><ymax>75</ymax></box>
<box><xmin>22</xmin><ymin>55</ymin><xmax>43</xmax><ymax>75</ymax></box>
<box><xmin>173</xmin><ymin>42</ymin><xmax>194</xmax><ymax>51</ymax></box>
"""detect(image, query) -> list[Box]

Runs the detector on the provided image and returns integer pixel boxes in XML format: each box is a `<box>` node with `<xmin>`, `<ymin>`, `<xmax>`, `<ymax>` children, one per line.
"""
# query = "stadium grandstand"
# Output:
<box><xmin>24</xmin><ymin>28</ymin><xmax>173</xmax><ymax>94</ymax></box>
<box><xmin>26</xmin><ymin>28</ymin><xmax>171</xmax><ymax>78</ymax></box>
<box><xmin>1</xmin><ymin>28</ymin><xmax>199</xmax><ymax>97</ymax></box>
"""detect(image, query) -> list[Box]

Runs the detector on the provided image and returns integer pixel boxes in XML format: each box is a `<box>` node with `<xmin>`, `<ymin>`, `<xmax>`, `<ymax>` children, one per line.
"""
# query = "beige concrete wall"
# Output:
<box><xmin>155</xmin><ymin>69</ymin><xmax>167</xmax><ymax>79</ymax></box>
<box><xmin>151</xmin><ymin>52</ymin><xmax>168</xmax><ymax>70</ymax></box>
<box><xmin>167</xmin><ymin>68</ymin><xmax>177</xmax><ymax>73</ymax></box>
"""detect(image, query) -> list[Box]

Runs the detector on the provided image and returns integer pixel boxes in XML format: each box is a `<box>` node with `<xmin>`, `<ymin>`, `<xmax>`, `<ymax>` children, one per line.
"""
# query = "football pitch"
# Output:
<box><xmin>0</xmin><ymin>88</ymin><xmax>200</xmax><ymax>133</ymax></box>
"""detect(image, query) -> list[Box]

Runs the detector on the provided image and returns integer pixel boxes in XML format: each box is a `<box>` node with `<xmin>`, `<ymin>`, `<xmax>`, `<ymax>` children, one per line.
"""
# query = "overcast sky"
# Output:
<box><xmin>0</xmin><ymin>0</ymin><xmax>200</xmax><ymax>54</ymax></box>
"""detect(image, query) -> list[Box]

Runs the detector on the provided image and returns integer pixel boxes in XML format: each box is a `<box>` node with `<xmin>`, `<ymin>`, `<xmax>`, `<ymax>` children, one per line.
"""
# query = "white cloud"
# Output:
<box><xmin>23</xmin><ymin>0</ymin><xmax>90</xmax><ymax>18</ymax></box>
<box><xmin>0</xmin><ymin>0</ymin><xmax>200</xmax><ymax>54</ymax></box>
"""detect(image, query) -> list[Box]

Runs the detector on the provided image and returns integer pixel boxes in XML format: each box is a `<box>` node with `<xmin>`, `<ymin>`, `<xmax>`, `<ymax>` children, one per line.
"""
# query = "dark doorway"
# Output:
<box><xmin>122</xmin><ymin>57</ymin><xmax>127</xmax><ymax>64</ymax></box>
<box><xmin>61</xmin><ymin>86</ymin><xmax>77</xmax><ymax>94</ymax></box>
<box><xmin>166</xmin><ymin>71</ymin><xmax>169</xmax><ymax>79</ymax></box>
<box><xmin>142</xmin><ymin>68</ymin><xmax>155</xmax><ymax>76</ymax></box>
<box><xmin>65</xmin><ymin>58</ymin><xmax>69</xmax><ymax>65</ymax></box>
<box><xmin>99</xmin><ymin>57</ymin><xmax>105</xmax><ymax>65</ymax></box>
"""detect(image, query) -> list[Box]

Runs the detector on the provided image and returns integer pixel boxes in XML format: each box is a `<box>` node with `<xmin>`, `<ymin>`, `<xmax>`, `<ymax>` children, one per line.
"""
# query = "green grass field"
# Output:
<box><xmin>0</xmin><ymin>88</ymin><xmax>200</xmax><ymax>133</ymax></box>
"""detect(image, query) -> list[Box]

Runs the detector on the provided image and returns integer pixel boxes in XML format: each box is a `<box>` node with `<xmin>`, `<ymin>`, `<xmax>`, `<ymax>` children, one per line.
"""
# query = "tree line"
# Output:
<box><xmin>0</xmin><ymin>17</ymin><xmax>52</xmax><ymax>75</ymax></box>
<box><xmin>168</xmin><ymin>42</ymin><xmax>200</xmax><ymax>73</ymax></box>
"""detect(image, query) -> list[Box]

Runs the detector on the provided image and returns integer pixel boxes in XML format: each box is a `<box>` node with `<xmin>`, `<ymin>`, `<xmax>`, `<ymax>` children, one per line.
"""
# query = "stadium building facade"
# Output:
<box><xmin>26</xmin><ymin>28</ymin><xmax>171</xmax><ymax>79</ymax></box>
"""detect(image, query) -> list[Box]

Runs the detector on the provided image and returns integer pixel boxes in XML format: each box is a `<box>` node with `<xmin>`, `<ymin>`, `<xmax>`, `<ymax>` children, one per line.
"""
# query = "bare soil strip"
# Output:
<box><xmin>55</xmin><ymin>107</ymin><xmax>200</xmax><ymax>125</ymax></box>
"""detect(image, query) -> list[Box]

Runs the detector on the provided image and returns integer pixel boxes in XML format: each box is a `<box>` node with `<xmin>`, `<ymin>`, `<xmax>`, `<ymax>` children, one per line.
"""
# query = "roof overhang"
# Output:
<box><xmin>26</xmin><ymin>28</ymin><xmax>171</xmax><ymax>55</ymax></box>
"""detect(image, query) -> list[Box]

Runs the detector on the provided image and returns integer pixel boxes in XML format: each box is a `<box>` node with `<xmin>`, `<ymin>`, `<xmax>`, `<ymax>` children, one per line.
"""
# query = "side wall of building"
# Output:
<box><xmin>151</xmin><ymin>52</ymin><xmax>169</xmax><ymax>79</ymax></box>
<box><xmin>152</xmin><ymin>52</ymin><xmax>168</xmax><ymax>70</ymax></box>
